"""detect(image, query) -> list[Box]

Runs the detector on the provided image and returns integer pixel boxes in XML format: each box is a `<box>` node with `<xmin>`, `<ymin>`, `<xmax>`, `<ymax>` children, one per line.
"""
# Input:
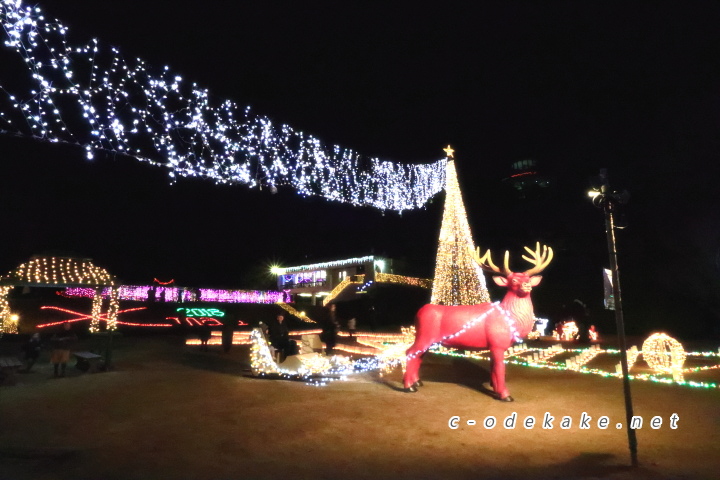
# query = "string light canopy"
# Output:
<box><xmin>2</xmin><ymin>256</ymin><xmax>115</xmax><ymax>287</ymax></box>
<box><xmin>0</xmin><ymin>255</ymin><xmax>119</xmax><ymax>333</ymax></box>
<box><xmin>0</xmin><ymin>1</ymin><xmax>446</xmax><ymax>212</ymax></box>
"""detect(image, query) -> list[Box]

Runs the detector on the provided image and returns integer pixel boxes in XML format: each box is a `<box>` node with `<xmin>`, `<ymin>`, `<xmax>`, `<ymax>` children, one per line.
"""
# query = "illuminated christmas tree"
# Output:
<box><xmin>430</xmin><ymin>146</ymin><xmax>491</xmax><ymax>305</ymax></box>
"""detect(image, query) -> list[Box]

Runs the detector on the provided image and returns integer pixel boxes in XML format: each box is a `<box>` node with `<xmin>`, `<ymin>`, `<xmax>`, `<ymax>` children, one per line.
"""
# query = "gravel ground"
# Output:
<box><xmin>0</xmin><ymin>334</ymin><xmax>718</xmax><ymax>480</ymax></box>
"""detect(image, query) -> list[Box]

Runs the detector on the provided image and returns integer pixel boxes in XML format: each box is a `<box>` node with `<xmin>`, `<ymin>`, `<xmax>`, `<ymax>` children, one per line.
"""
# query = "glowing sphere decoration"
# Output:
<box><xmin>642</xmin><ymin>333</ymin><xmax>687</xmax><ymax>374</ymax></box>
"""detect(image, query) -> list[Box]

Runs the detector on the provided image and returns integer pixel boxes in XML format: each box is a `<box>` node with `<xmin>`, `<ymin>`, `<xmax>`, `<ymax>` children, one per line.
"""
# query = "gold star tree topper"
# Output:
<box><xmin>443</xmin><ymin>145</ymin><xmax>455</xmax><ymax>158</ymax></box>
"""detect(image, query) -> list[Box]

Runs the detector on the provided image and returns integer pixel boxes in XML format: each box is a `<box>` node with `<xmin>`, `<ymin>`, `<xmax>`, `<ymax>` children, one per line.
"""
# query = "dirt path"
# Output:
<box><xmin>1</xmin><ymin>335</ymin><xmax>718</xmax><ymax>480</ymax></box>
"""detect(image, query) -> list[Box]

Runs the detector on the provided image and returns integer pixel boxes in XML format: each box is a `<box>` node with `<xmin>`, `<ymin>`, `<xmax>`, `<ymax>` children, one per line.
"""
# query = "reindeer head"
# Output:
<box><xmin>470</xmin><ymin>242</ymin><xmax>553</xmax><ymax>298</ymax></box>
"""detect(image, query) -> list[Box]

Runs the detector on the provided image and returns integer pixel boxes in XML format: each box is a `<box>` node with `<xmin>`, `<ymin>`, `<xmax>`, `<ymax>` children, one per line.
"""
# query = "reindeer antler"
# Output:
<box><xmin>469</xmin><ymin>246</ymin><xmax>512</xmax><ymax>276</ymax></box>
<box><xmin>521</xmin><ymin>242</ymin><xmax>554</xmax><ymax>276</ymax></box>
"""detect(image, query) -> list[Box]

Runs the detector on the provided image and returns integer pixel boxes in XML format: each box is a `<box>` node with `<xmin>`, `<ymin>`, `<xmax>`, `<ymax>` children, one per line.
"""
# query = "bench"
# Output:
<box><xmin>0</xmin><ymin>356</ymin><xmax>23</xmax><ymax>385</ymax></box>
<box><xmin>300</xmin><ymin>334</ymin><xmax>323</xmax><ymax>353</ymax></box>
<box><xmin>73</xmin><ymin>351</ymin><xmax>103</xmax><ymax>373</ymax></box>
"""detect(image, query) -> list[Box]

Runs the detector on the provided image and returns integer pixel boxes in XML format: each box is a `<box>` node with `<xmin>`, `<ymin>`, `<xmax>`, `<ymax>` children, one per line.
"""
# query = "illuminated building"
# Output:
<box><xmin>272</xmin><ymin>256</ymin><xmax>431</xmax><ymax>328</ymax></box>
<box><xmin>273</xmin><ymin>255</ymin><xmax>392</xmax><ymax>306</ymax></box>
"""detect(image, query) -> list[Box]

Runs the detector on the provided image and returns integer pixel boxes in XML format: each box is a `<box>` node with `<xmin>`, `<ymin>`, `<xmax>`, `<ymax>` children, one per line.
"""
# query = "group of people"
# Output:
<box><xmin>260</xmin><ymin>304</ymin><xmax>357</xmax><ymax>362</ymax></box>
<box><xmin>196</xmin><ymin>313</ymin><xmax>238</xmax><ymax>353</ymax></box>
<box><xmin>16</xmin><ymin>322</ymin><xmax>78</xmax><ymax>377</ymax></box>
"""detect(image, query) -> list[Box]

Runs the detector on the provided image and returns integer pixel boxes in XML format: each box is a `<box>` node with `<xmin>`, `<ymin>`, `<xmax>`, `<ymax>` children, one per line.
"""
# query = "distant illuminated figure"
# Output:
<box><xmin>527</xmin><ymin>318</ymin><xmax>547</xmax><ymax>340</ymax></box>
<box><xmin>535</xmin><ymin>318</ymin><xmax>548</xmax><ymax>336</ymax></box>
<box><xmin>588</xmin><ymin>325</ymin><xmax>599</xmax><ymax>342</ymax></box>
<box><xmin>561</xmin><ymin>321</ymin><xmax>579</xmax><ymax>341</ymax></box>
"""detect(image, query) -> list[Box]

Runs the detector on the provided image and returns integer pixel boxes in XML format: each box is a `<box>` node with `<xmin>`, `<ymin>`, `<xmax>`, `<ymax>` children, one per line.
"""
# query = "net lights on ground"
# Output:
<box><xmin>433</xmin><ymin>340</ymin><xmax>720</xmax><ymax>390</ymax></box>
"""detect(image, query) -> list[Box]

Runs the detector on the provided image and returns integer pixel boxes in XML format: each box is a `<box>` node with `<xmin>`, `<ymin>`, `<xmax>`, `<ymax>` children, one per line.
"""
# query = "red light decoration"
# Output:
<box><xmin>154</xmin><ymin>278</ymin><xmax>175</xmax><ymax>285</ymax></box>
<box><xmin>36</xmin><ymin>318</ymin><xmax>87</xmax><ymax>328</ymax></box>
<box><xmin>37</xmin><ymin>306</ymin><xmax>148</xmax><ymax>328</ymax></box>
<box><xmin>509</xmin><ymin>171</ymin><xmax>538</xmax><ymax>178</ymax></box>
<box><xmin>164</xmin><ymin>316</ymin><xmax>223</xmax><ymax>326</ymax></box>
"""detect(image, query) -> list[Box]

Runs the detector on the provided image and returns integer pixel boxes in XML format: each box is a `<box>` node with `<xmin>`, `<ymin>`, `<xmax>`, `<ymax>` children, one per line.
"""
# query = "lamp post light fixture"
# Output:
<box><xmin>589</xmin><ymin>168</ymin><xmax>637</xmax><ymax>468</ymax></box>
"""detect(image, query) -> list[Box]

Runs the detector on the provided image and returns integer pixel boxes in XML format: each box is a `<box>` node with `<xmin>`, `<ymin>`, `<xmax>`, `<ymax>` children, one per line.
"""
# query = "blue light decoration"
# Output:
<box><xmin>0</xmin><ymin>1</ymin><xmax>446</xmax><ymax>212</ymax></box>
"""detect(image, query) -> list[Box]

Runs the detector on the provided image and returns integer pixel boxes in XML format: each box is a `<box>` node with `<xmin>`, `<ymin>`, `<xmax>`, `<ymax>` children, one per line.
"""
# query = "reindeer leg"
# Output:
<box><xmin>490</xmin><ymin>348</ymin><xmax>513</xmax><ymax>402</ymax></box>
<box><xmin>403</xmin><ymin>346</ymin><xmax>428</xmax><ymax>392</ymax></box>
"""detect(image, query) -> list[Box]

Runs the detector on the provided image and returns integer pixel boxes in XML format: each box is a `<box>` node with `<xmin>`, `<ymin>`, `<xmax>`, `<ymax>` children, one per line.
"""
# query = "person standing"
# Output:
<box><xmin>321</xmin><ymin>305</ymin><xmax>340</xmax><ymax>356</ymax></box>
<box><xmin>268</xmin><ymin>314</ymin><xmax>298</xmax><ymax>361</ymax></box>
<box><xmin>221</xmin><ymin>312</ymin><xmax>236</xmax><ymax>353</ymax></box>
<box><xmin>50</xmin><ymin>323</ymin><xmax>77</xmax><ymax>378</ymax></box>
<box><xmin>198</xmin><ymin>320</ymin><xmax>212</xmax><ymax>351</ymax></box>
<box><xmin>22</xmin><ymin>332</ymin><xmax>42</xmax><ymax>373</ymax></box>
<box><xmin>347</xmin><ymin>317</ymin><xmax>357</xmax><ymax>339</ymax></box>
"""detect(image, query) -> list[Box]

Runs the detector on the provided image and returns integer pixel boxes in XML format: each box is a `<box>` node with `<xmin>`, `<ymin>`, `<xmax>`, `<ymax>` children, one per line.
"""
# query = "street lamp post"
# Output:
<box><xmin>589</xmin><ymin>168</ymin><xmax>637</xmax><ymax>468</ymax></box>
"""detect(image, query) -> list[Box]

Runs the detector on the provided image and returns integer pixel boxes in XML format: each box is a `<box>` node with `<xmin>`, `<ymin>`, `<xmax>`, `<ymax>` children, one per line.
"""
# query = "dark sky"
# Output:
<box><xmin>2</xmin><ymin>1</ymin><xmax>720</xmax><ymax>335</ymax></box>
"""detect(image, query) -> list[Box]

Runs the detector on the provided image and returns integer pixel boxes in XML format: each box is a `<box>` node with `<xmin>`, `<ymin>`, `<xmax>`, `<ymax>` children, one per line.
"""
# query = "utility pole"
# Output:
<box><xmin>589</xmin><ymin>168</ymin><xmax>637</xmax><ymax>467</ymax></box>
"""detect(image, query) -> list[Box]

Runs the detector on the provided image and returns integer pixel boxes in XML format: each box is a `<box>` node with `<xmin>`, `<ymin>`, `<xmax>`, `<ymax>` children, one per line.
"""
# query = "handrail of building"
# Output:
<box><xmin>375</xmin><ymin>273</ymin><xmax>432</xmax><ymax>289</ymax></box>
<box><xmin>321</xmin><ymin>275</ymin><xmax>365</xmax><ymax>306</ymax></box>
<box><xmin>276</xmin><ymin>302</ymin><xmax>318</xmax><ymax>324</ymax></box>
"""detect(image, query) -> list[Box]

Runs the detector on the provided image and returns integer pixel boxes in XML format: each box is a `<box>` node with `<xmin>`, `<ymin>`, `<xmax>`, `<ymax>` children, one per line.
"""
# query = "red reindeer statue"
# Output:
<box><xmin>403</xmin><ymin>243</ymin><xmax>553</xmax><ymax>401</ymax></box>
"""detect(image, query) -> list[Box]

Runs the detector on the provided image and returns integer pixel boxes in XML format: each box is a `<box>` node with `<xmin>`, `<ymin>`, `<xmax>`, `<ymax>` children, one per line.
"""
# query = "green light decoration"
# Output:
<box><xmin>429</xmin><ymin>344</ymin><xmax>720</xmax><ymax>390</ymax></box>
<box><xmin>177</xmin><ymin>307</ymin><xmax>225</xmax><ymax>317</ymax></box>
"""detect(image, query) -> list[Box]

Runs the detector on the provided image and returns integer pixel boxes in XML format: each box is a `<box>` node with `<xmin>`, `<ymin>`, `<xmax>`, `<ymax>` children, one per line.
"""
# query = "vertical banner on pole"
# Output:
<box><xmin>603</xmin><ymin>268</ymin><xmax>615</xmax><ymax>310</ymax></box>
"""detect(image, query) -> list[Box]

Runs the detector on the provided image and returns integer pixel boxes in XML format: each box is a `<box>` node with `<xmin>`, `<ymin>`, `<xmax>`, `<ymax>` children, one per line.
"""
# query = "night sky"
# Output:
<box><xmin>2</xmin><ymin>1</ymin><xmax>720</xmax><ymax>337</ymax></box>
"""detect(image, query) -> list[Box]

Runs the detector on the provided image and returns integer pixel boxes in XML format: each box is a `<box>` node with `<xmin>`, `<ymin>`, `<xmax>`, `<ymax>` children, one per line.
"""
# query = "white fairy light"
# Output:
<box><xmin>0</xmin><ymin>1</ymin><xmax>446</xmax><ymax>212</ymax></box>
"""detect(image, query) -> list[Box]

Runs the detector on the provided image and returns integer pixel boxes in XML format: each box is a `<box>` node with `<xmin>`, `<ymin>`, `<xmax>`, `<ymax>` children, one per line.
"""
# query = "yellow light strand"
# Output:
<box><xmin>321</xmin><ymin>275</ymin><xmax>364</xmax><ymax>306</ymax></box>
<box><xmin>275</xmin><ymin>302</ymin><xmax>318</xmax><ymax>324</ymax></box>
<box><xmin>0</xmin><ymin>286</ymin><xmax>13</xmax><ymax>335</ymax></box>
<box><xmin>430</xmin><ymin>157</ymin><xmax>490</xmax><ymax>305</ymax></box>
<box><xmin>106</xmin><ymin>286</ymin><xmax>120</xmax><ymax>331</ymax></box>
<box><xmin>90</xmin><ymin>289</ymin><xmax>103</xmax><ymax>333</ymax></box>
<box><xmin>375</xmin><ymin>272</ymin><xmax>432</xmax><ymax>289</ymax></box>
